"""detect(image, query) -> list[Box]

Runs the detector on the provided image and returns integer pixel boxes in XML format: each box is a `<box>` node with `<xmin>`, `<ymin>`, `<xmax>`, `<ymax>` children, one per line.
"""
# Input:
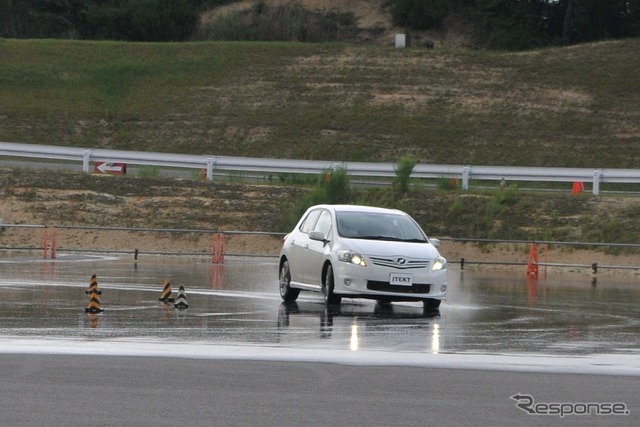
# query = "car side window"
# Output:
<box><xmin>314</xmin><ymin>210</ymin><xmax>332</xmax><ymax>237</ymax></box>
<box><xmin>300</xmin><ymin>210</ymin><xmax>321</xmax><ymax>234</ymax></box>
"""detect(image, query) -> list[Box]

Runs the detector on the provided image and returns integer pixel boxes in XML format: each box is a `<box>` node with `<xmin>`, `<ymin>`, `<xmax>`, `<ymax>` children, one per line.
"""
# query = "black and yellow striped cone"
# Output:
<box><xmin>159</xmin><ymin>278</ymin><xmax>175</xmax><ymax>302</ymax></box>
<box><xmin>85</xmin><ymin>287</ymin><xmax>104</xmax><ymax>313</ymax></box>
<box><xmin>85</xmin><ymin>273</ymin><xmax>101</xmax><ymax>295</ymax></box>
<box><xmin>174</xmin><ymin>285</ymin><xmax>189</xmax><ymax>309</ymax></box>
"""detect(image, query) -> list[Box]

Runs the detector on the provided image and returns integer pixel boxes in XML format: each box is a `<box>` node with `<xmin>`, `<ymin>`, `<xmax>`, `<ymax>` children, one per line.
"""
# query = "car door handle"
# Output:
<box><xmin>304</xmin><ymin>244</ymin><xmax>309</xmax><ymax>249</ymax></box>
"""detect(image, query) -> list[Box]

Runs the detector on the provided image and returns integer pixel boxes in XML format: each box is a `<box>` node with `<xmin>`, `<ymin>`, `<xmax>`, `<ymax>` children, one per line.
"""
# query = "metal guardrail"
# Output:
<box><xmin>3</xmin><ymin>141</ymin><xmax>640</xmax><ymax>195</ymax></box>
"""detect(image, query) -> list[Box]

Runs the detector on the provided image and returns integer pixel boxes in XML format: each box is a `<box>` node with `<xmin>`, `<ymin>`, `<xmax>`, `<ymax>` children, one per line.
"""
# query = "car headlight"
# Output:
<box><xmin>338</xmin><ymin>250</ymin><xmax>367</xmax><ymax>267</ymax></box>
<box><xmin>432</xmin><ymin>256</ymin><xmax>447</xmax><ymax>271</ymax></box>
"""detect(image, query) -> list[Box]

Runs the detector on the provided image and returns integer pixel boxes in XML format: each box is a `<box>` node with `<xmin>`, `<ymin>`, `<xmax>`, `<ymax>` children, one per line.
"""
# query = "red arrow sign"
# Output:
<box><xmin>95</xmin><ymin>162</ymin><xmax>126</xmax><ymax>175</ymax></box>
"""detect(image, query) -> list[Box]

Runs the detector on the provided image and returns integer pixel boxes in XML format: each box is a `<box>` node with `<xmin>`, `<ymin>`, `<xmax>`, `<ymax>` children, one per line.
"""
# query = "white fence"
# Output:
<box><xmin>2</xmin><ymin>141</ymin><xmax>640</xmax><ymax>195</ymax></box>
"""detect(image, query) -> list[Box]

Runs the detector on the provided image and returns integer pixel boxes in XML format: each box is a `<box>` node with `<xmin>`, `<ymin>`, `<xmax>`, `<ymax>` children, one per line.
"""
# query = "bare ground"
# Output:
<box><xmin>198</xmin><ymin>0</ymin><xmax>473</xmax><ymax>47</ymax></box>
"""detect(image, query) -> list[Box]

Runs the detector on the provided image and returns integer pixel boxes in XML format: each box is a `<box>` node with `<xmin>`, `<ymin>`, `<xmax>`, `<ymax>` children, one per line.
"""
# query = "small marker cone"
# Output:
<box><xmin>85</xmin><ymin>273</ymin><xmax>101</xmax><ymax>295</ymax></box>
<box><xmin>174</xmin><ymin>285</ymin><xmax>189</xmax><ymax>309</ymax></box>
<box><xmin>159</xmin><ymin>278</ymin><xmax>175</xmax><ymax>302</ymax></box>
<box><xmin>85</xmin><ymin>288</ymin><xmax>104</xmax><ymax>313</ymax></box>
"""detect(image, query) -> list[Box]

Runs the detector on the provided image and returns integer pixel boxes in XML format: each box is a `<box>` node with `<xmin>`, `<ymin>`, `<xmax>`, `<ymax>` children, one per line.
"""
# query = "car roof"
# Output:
<box><xmin>311</xmin><ymin>204</ymin><xmax>407</xmax><ymax>216</ymax></box>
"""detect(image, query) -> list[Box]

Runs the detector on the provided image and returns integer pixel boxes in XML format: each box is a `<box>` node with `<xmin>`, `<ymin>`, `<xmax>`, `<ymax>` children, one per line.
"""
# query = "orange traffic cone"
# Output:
<box><xmin>174</xmin><ymin>285</ymin><xmax>189</xmax><ymax>309</ymax></box>
<box><xmin>526</xmin><ymin>243</ymin><xmax>539</xmax><ymax>278</ymax></box>
<box><xmin>159</xmin><ymin>278</ymin><xmax>175</xmax><ymax>302</ymax></box>
<box><xmin>572</xmin><ymin>181</ymin><xmax>584</xmax><ymax>195</ymax></box>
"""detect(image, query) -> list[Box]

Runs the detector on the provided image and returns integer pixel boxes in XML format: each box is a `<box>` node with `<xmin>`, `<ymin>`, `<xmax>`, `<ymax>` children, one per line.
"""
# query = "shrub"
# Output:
<box><xmin>393</xmin><ymin>156</ymin><xmax>417</xmax><ymax>196</ymax></box>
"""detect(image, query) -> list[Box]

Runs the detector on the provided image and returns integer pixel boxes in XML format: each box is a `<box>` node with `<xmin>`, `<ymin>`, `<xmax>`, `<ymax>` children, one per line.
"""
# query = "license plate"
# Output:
<box><xmin>389</xmin><ymin>273</ymin><xmax>412</xmax><ymax>286</ymax></box>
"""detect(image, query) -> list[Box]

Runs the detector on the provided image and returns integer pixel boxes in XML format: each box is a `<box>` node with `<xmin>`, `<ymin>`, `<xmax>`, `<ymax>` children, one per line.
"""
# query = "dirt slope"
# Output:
<box><xmin>202</xmin><ymin>0</ymin><xmax>392</xmax><ymax>29</ymax></box>
<box><xmin>199</xmin><ymin>0</ymin><xmax>470</xmax><ymax>47</ymax></box>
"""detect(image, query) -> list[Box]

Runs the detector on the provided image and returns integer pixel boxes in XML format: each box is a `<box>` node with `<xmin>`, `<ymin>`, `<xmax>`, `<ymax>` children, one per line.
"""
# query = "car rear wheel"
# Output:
<box><xmin>323</xmin><ymin>264</ymin><xmax>342</xmax><ymax>305</ymax></box>
<box><xmin>279</xmin><ymin>260</ymin><xmax>299</xmax><ymax>302</ymax></box>
<box><xmin>422</xmin><ymin>298</ymin><xmax>441</xmax><ymax>309</ymax></box>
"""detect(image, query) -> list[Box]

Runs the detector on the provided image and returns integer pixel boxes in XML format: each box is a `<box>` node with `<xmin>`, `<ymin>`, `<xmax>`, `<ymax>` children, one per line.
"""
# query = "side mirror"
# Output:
<box><xmin>430</xmin><ymin>238</ymin><xmax>441</xmax><ymax>248</ymax></box>
<box><xmin>309</xmin><ymin>231</ymin><xmax>325</xmax><ymax>242</ymax></box>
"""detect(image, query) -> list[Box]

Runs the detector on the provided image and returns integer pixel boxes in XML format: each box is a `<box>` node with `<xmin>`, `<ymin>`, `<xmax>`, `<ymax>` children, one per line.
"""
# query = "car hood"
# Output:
<box><xmin>340</xmin><ymin>239</ymin><xmax>442</xmax><ymax>260</ymax></box>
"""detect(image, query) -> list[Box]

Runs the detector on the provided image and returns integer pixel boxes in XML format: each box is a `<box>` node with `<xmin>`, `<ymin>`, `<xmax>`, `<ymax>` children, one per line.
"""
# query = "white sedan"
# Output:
<box><xmin>278</xmin><ymin>204</ymin><xmax>447</xmax><ymax>309</ymax></box>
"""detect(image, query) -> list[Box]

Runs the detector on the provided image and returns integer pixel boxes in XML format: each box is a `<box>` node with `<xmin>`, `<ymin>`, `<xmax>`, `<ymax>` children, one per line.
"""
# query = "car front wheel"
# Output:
<box><xmin>279</xmin><ymin>260</ymin><xmax>299</xmax><ymax>302</ymax></box>
<box><xmin>323</xmin><ymin>264</ymin><xmax>342</xmax><ymax>305</ymax></box>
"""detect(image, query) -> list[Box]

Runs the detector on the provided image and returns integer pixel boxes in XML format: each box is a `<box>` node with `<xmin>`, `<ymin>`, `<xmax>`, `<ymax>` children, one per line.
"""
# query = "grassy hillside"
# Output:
<box><xmin>1</xmin><ymin>38</ymin><xmax>639</xmax><ymax>168</ymax></box>
<box><xmin>3</xmin><ymin>38</ymin><xmax>640</xmax><ymax>251</ymax></box>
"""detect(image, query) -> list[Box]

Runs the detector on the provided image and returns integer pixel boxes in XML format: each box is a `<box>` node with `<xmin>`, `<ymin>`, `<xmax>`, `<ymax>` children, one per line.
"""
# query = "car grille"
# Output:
<box><xmin>367</xmin><ymin>281</ymin><xmax>431</xmax><ymax>294</ymax></box>
<box><xmin>369</xmin><ymin>256</ymin><xmax>430</xmax><ymax>270</ymax></box>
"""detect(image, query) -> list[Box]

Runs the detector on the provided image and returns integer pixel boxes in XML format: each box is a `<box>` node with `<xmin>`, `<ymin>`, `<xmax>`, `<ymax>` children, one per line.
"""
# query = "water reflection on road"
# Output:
<box><xmin>449</xmin><ymin>269</ymin><xmax>640</xmax><ymax>355</ymax></box>
<box><xmin>1</xmin><ymin>253</ymin><xmax>639</xmax><ymax>356</ymax></box>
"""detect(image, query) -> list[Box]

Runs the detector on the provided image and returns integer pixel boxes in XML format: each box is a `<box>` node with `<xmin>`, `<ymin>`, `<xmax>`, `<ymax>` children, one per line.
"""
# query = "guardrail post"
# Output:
<box><xmin>206</xmin><ymin>156</ymin><xmax>215</xmax><ymax>181</ymax></box>
<box><xmin>593</xmin><ymin>169</ymin><xmax>602</xmax><ymax>195</ymax></box>
<box><xmin>462</xmin><ymin>166</ymin><xmax>471</xmax><ymax>190</ymax></box>
<box><xmin>82</xmin><ymin>149</ymin><xmax>92</xmax><ymax>173</ymax></box>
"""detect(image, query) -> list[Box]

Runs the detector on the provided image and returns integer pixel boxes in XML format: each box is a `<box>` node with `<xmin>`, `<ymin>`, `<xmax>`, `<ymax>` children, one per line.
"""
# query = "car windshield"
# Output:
<box><xmin>336</xmin><ymin>211</ymin><xmax>428</xmax><ymax>242</ymax></box>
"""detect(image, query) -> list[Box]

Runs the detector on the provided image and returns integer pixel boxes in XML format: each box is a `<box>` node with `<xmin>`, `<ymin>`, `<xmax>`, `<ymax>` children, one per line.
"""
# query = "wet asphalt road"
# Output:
<box><xmin>1</xmin><ymin>253</ymin><xmax>638</xmax><ymax>355</ymax></box>
<box><xmin>1</xmin><ymin>253</ymin><xmax>639</xmax><ymax>425</ymax></box>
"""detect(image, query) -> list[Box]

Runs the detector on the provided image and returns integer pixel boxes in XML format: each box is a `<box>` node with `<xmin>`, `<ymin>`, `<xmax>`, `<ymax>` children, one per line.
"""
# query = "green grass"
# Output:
<box><xmin>1</xmin><ymin>38</ymin><xmax>639</xmax><ymax>168</ymax></box>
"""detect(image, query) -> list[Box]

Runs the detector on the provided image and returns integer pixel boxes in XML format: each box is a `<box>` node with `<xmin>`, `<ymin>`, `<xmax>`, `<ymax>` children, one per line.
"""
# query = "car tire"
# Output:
<box><xmin>422</xmin><ymin>298</ymin><xmax>441</xmax><ymax>309</ymax></box>
<box><xmin>279</xmin><ymin>260</ymin><xmax>299</xmax><ymax>302</ymax></box>
<box><xmin>323</xmin><ymin>264</ymin><xmax>342</xmax><ymax>305</ymax></box>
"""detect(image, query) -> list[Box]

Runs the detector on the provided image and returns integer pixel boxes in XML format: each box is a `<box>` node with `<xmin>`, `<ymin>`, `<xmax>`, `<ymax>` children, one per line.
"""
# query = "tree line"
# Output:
<box><xmin>1</xmin><ymin>0</ymin><xmax>639</xmax><ymax>49</ymax></box>
<box><xmin>392</xmin><ymin>0</ymin><xmax>640</xmax><ymax>49</ymax></box>
<box><xmin>0</xmin><ymin>0</ymin><xmax>215</xmax><ymax>41</ymax></box>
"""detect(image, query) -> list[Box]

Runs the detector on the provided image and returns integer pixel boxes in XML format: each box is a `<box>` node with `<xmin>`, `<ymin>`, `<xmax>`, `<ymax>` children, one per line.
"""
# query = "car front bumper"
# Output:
<box><xmin>332</xmin><ymin>261</ymin><xmax>448</xmax><ymax>302</ymax></box>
